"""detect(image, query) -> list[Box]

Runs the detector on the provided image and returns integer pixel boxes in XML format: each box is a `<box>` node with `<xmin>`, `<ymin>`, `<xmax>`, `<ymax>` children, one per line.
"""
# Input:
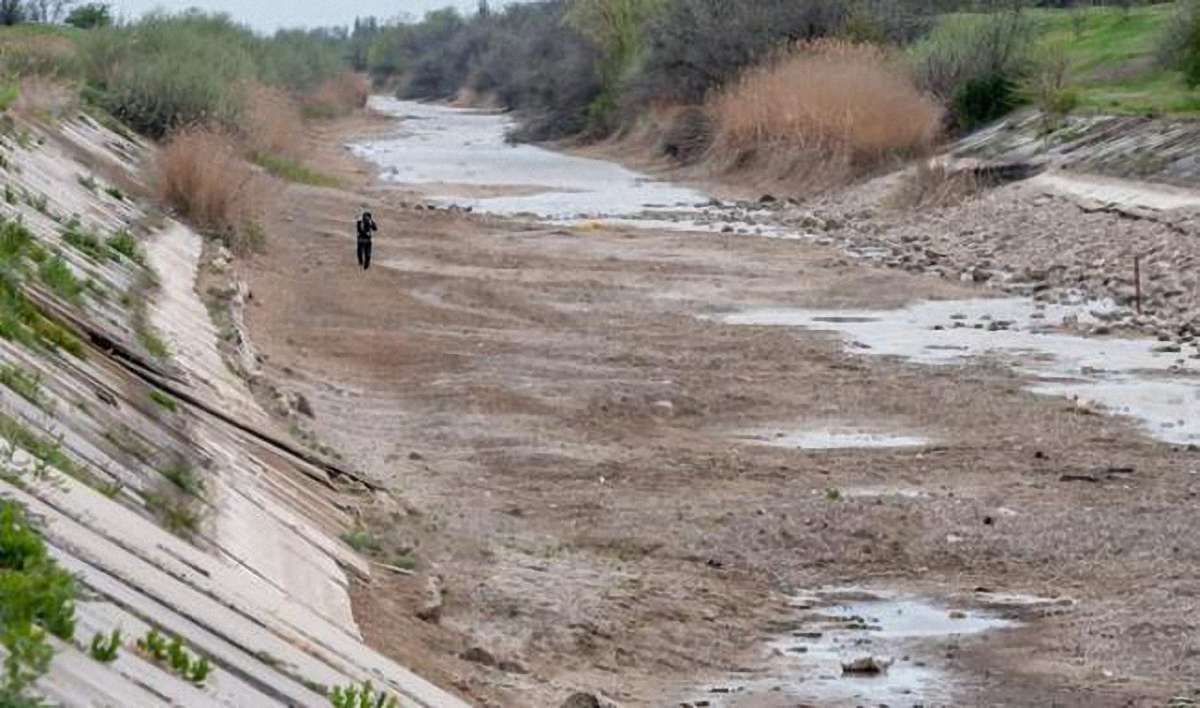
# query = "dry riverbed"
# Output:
<box><xmin>235</xmin><ymin>102</ymin><xmax>1200</xmax><ymax>706</ymax></box>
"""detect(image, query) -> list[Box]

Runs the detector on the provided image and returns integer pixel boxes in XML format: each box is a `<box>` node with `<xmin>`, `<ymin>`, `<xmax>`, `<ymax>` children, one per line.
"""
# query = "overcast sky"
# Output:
<box><xmin>108</xmin><ymin>1</ymin><xmax>504</xmax><ymax>32</ymax></box>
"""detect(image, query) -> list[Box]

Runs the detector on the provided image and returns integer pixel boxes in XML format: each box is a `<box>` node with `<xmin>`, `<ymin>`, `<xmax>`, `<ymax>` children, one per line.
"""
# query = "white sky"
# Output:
<box><xmin>107</xmin><ymin>1</ymin><xmax>507</xmax><ymax>32</ymax></box>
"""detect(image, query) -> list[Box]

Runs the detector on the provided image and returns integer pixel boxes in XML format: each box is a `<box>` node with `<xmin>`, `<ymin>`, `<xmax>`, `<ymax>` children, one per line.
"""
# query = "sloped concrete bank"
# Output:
<box><xmin>0</xmin><ymin>111</ymin><xmax>466</xmax><ymax>705</ymax></box>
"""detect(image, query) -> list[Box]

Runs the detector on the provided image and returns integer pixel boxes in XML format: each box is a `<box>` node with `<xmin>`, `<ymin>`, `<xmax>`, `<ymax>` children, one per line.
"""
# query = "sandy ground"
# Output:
<box><xmin>237</xmin><ymin>113</ymin><xmax>1200</xmax><ymax>707</ymax></box>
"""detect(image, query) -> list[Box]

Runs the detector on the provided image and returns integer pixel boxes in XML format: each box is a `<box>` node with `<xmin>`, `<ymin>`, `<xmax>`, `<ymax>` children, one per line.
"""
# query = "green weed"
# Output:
<box><xmin>329</xmin><ymin>681</ymin><xmax>399</xmax><ymax>708</ymax></box>
<box><xmin>148</xmin><ymin>390</ymin><xmax>178</xmax><ymax>414</ymax></box>
<box><xmin>0</xmin><ymin>365</ymin><xmax>49</xmax><ymax>411</ymax></box>
<box><xmin>104</xmin><ymin>185</ymin><xmax>125</xmax><ymax>202</ymax></box>
<box><xmin>143</xmin><ymin>491</ymin><xmax>200</xmax><ymax>538</ymax></box>
<box><xmin>38</xmin><ymin>255</ymin><xmax>83</xmax><ymax>303</ymax></box>
<box><xmin>105</xmin><ymin>230</ymin><xmax>143</xmax><ymax>265</ymax></box>
<box><xmin>340</xmin><ymin>529</ymin><xmax>383</xmax><ymax>555</ymax></box>
<box><xmin>135</xmin><ymin>628</ymin><xmax>212</xmax><ymax>686</ymax></box>
<box><xmin>3</xmin><ymin>185</ymin><xmax>14</xmax><ymax>205</ymax></box>
<box><xmin>89</xmin><ymin>629</ymin><xmax>121</xmax><ymax>663</ymax></box>
<box><xmin>160</xmin><ymin>462</ymin><xmax>202</xmax><ymax>496</ymax></box>
<box><xmin>0</xmin><ymin>501</ymin><xmax>77</xmax><ymax>701</ymax></box>
<box><xmin>252</xmin><ymin>153</ymin><xmax>340</xmax><ymax>188</ymax></box>
<box><xmin>0</xmin><ymin>84</ymin><xmax>17</xmax><ymax>112</ymax></box>
<box><xmin>0</xmin><ymin>414</ymin><xmax>83</xmax><ymax>479</ymax></box>
<box><xmin>60</xmin><ymin>222</ymin><xmax>106</xmax><ymax>261</ymax></box>
<box><xmin>76</xmin><ymin>175</ymin><xmax>98</xmax><ymax>193</ymax></box>
<box><xmin>137</xmin><ymin>327</ymin><xmax>169</xmax><ymax>360</ymax></box>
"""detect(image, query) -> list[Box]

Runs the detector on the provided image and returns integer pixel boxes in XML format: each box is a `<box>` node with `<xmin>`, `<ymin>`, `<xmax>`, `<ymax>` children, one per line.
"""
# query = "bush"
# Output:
<box><xmin>911</xmin><ymin>10</ymin><xmax>1035</xmax><ymax>129</ymax></box>
<box><xmin>1161</xmin><ymin>0</ymin><xmax>1200</xmax><ymax>87</ymax></box>
<box><xmin>707</xmin><ymin>40</ymin><xmax>942</xmax><ymax>188</ymax></box>
<box><xmin>659</xmin><ymin>106</ymin><xmax>714</xmax><ymax>163</ymax></box>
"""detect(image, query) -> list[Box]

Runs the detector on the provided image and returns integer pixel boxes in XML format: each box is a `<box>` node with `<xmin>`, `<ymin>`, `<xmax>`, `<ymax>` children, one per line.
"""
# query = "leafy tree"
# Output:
<box><xmin>65</xmin><ymin>2</ymin><xmax>110</xmax><ymax>28</ymax></box>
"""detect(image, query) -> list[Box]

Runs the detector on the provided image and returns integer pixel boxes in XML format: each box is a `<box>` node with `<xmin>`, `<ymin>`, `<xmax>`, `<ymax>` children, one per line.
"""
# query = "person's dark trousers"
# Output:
<box><xmin>357</xmin><ymin>238</ymin><xmax>372</xmax><ymax>270</ymax></box>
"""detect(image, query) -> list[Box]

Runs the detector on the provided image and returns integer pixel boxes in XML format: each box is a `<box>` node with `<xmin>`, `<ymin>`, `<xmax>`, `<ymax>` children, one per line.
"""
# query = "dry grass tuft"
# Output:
<box><xmin>888</xmin><ymin>160</ymin><xmax>981</xmax><ymax>209</ymax></box>
<box><xmin>242</xmin><ymin>83</ymin><xmax>303</xmax><ymax>159</ymax></box>
<box><xmin>12</xmin><ymin>77</ymin><xmax>78</xmax><ymax>120</ymax></box>
<box><xmin>301</xmin><ymin>72</ymin><xmax>370</xmax><ymax>119</ymax></box>
<box><xmin>708</xmin><ymin>39</ymin><xmax>943</xmax><ymax>190</ymax></box>
<box><xmin>157</xmin><ymin>126</ymin><xmax>268</xmax><ymax>252</ymax></box>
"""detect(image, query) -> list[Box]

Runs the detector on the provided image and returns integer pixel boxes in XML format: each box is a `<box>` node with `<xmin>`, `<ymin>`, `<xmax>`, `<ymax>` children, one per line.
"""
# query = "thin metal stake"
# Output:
<box><xmin>1134</xmin><ymin>255</ymin><xmax>1142</xmax><ymax>315</ymax></box>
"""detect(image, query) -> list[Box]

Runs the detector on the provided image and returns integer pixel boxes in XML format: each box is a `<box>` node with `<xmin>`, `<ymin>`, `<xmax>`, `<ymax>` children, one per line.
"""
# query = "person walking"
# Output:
<box><xmin>356</xmin><ymin>211</ymin><xmax>377</xmax><ymax>270</ymax></box>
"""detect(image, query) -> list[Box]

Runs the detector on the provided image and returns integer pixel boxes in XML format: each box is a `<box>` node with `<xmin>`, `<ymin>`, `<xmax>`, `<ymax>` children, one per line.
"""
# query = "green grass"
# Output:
<box><xmin>0</xmin><ymin>501</ymin><xmax>77</xmax><ymax>702</ymax></box>
<box><xmin>0</xmin><ymin>365</ymin><xmax>50</xmax><ymax>411</ymax></box>
<box><xmin>149</xmin><ymin>390</ymin><xmax>178</xmax><ymax>413</ymax></box>
<box><xmin>252</xmin><ymin>152</ymin><xmax>340</xmax><ymax>187</ymax></box>
<box><xmin>0</xmin><ymin>413</ymin><xmax>85</xmax><ymax>480</ymax></box>
<box><xmin>0</xmin><ymin>84</ymin><xmax>17</xmax><ymax>112</ymax></box>
<box><xmin>0</xmin><ymin>219</ymin><xmax>86</xmax><ymax>357</ymax></box>
<box><xmin>105</xmin><ymin>230</ymin><xmax>144</xmax><ymax>265</ymax></box>
<box><xmin>160</xmin><ymin>461</ymin><xmax>203</xmax><ymax>496</ymax></box>
<box><xmin>138</xmin><ymin>326</ymin><xmax>170</xmax><ymax>360</ymax></box>
<box><xmin>1031</xmin><ymin>3</ymin><xmax>1198</xmax><ymax>115</ymax></box>
<box><xmin>38</xmin><ymin>255</ymin><xmax>84</xmax><ymax>303</ymax></box>
<box><xmin>61</xmin><ymin>222</ymin><xmax>107</xmax><ymax>261</ymax></box>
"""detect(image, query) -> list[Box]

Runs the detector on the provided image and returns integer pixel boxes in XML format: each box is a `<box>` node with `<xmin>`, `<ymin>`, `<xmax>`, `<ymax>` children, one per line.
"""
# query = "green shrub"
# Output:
<box><xmin>0</xmin><ymin>84</ymin><xmax>17</xmax><ymax>112</ymax></box>
<box><xmin>911</xmin><ymin>10</ymin><xmax>1034</xmax><ymax>130</ymax></box>
<box><xmin>160</xmin><ymin>461</ymin><xmax>203</xmax><ymax>496</ymax></box>
<box><xmin>0</xmin><ymin>501</ymin><xmax>77</xmax><ymax>701</ymax></box>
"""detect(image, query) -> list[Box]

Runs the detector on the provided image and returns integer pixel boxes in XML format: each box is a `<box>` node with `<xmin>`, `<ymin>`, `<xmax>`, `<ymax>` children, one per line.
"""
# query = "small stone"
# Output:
<box><xmin>409</xmin><ymin>451</ymin><xmax>424</xmax><ymax>461</ymax></box>
<box><xmin>560</xmin><ymin>693</ymin><xmax>601</xmax><ymax>708</ymax></box>
<box><xmin>460</xmin><ymin>646</ymin><xmax>496</xmax><ymax>667</ymax></box>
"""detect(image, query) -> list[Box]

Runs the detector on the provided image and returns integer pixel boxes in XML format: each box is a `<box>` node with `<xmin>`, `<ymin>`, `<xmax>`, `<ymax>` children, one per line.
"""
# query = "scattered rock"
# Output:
<box><xmin>408</xmin><ymin>451</ymin><xmax>424</xmax><ymax>461</ymax></box>
<box><xmin>460</xmin><ymin>646</ymin><xmax>497</xmax><ymax>667</ymax></box>
<box><xmin>416</xmin><ymin>575</ymin><xmax>444</xmax><ymax>623</ymax></box>
<box><xmin>841</xmin><ymin>655</ymin><xmax>893</xmax><ymax>674</ymax></box>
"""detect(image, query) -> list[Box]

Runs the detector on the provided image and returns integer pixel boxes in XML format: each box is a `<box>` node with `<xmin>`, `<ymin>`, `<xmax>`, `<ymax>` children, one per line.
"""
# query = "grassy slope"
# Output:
<box><xmin>1032</xmin><ymin>3</ymin><xmax>1200</xmax><ymax>114</ymax></box>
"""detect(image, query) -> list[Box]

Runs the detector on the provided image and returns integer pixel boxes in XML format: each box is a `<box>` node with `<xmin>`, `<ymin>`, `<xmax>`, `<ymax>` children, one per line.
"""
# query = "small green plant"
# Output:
<box><xmin>3</xmin><ymin>185</ymin><xmax>14</xmax><ymax>205</ymax></box>
<box><xmin>825</xmin><ymin>487</ymin><xmax>842</xmax><ymax>502</ymax></box>
<box><xmin>38</xmin><ymin>256</ymin><xmax>83</xmax><ymax>303</ymax></box>
<box><xmin>104</xmin><ymin>186</ymin><xmax>125</xmax><ymax>202</ymax></box>
<box><xmin>61</xmin><ymin>223</ymin><xmax>107</xmax><ymax>262</ymax></box>
<box><xmin>0</xmin><ymin>501</ymin><xmax>77</xmax><ymax>701</ymax></box>
<box><xmin>76</xmin><ymin>175</ymin><xmax>98</xmax><ymax>193</ymax></box>
<box><xmin>105</xmin><ymin>231</ymin><xmax>143</xmax><ymax>265</ymax></box>
<box><xmin>23</xmin><ymin>190</ymin><xmax>47</xmax><ymax>214</ymax></box>
<box><xmin>160</xmin><ymin>462</ymin><xmax>202</xmax><ymax>496</ymax></box>
<box><xmin>0</xmin><ymin>365</ymin><xmax>50</xmax><ymax>411</ymax></box>
<box><xmin>143</xmin><ymin>492</ymin><xmax>200</xmax><ymax>538</ymax></box>
<box><xmin>0</xmin><ymin>414</ymin><xmax>83</xmax><ymax>479</ymax></box>
<box><xmin>149</xmin><ymin>390</ymin><xmax>178</xmax><ymax>413</ymax></box>
<box><xmin>138</xmin><ymin>327</ymin><xmax>170</xmax><ymax>360</ymax></box>
<box><xmin>136</xmin><ymin>629</ymin><xmax>212</xmax><ymax>686</ymax></box>
<box><xmin>89</xmin><ymin>629</ymin><xmax>121</xmax><ymax>663</ymax></box>
<box><xmin>329</xmin><ymin>681</ymin><xmax>399</xmax><ymax>708</ymax></box>
<box><xmin>340</xmin><ymin>529</ymin><xmax>383</xmax><ymax>555</ymax></box>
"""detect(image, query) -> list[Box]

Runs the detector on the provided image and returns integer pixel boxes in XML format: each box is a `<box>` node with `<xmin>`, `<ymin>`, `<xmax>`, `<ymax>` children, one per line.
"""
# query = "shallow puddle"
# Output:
<box><xmin>738</xmin><ymin>429</ymin><xmax>930</xmax><ymax>450</ymax></box>
<box><xmin>686</xmin><ymin>592</ymin><xmax>1012</xmax><ymax>708</ymax></box>
<box><xmin>722</xmin><ymin>298</ymin><xmax>1200</xmax><ymax>445</ymax></box>
<box><xmin>685</xmin><ymin>590</ymin><xmax>1014</xmax><ymax>707</ymax></box>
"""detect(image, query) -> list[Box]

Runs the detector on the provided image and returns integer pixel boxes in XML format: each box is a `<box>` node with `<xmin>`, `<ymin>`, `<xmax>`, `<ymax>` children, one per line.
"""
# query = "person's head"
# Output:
<box><xmin>362</xmin><ymin>211</ymin><xmax>373</xmax><ymax>221</ymax></box>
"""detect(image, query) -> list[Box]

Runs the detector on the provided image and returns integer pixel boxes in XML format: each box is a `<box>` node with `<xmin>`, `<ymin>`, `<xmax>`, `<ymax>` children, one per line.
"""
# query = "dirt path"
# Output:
<box><xmin>237</xmin><ymin>110</ymin><xmax>1200</xmax><ymax>706</ymax></box>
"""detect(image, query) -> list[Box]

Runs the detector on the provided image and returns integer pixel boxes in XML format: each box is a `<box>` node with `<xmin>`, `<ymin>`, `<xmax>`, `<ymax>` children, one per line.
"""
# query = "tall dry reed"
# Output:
<box><xmin>157</xmin><ymin>127</ymin><xmax>266</xmax><ymax>251</ymax></box>
<box><xmin>301</xmin><ymin>72</ymin><xmax>370</xmax><ymax>119</ymax></box>
<box><xmin>242</xmin><ymin>82</ymin><xmax>303</xmax><ymax>158</ymax></box>
<box><xmin>707</xmin><ymin>39</ymin><xmax>943</xmax><ymax>188</ymax></box>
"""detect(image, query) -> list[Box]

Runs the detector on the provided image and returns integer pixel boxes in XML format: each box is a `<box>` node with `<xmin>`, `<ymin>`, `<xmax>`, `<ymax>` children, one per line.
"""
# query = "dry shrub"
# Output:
<box><xmin>888</xmin><ymin>160</ymin><xmax>980</xmax><ymax>209</ymax></box>
<box><xmin>0</xmin><ymin>35</ymin><xmax>78</xmax><ymax>79</ymax></box>
<box><xmin>301</xmin><ymin>72</ymin><xmax>369</xmax><ymax>119</ymax></box>
<box><xmin>659</xmin><ymin>106</ymin><xmax>714</xmax><ymax>165</ymax></box>
<box><xmin>157</xmin><ymin>127</ymin><xmax>267</xmax><ymax>252</ymax></box>
<box><xmin>708</xmin><ymin>39</ymin><xmax>943</xmax><ymax>189</ymax></box>
<box><xmin>242</xmin><ymin>83</ymin><xmax>303</xmax><ymax>158</ymax></box>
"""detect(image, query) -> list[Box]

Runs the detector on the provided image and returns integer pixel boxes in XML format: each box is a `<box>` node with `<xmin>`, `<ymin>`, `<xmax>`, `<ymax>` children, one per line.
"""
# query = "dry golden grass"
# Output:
<box><xmin>708</xmin><ymin>40</ymin><xmax>943</xmax><ymax>189</ymax></box>
<box><xmin>301</xmin><ymin>72</ymin><xmax>370</xmax><ymax>119</ymax></box>
<box><xmin>157</xmin><ymin>127</ymin><xmax>268</xmax><ymax>251</ymax></box>
<box><xmin>12</xmin><ymin>77</ymin><xmax>78</xmax><ymax>120</ymax></box>
<box><xmin>242</xmin><ymin>83</ymin><xmax>303</xmax><ymax>159</ymax></box>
